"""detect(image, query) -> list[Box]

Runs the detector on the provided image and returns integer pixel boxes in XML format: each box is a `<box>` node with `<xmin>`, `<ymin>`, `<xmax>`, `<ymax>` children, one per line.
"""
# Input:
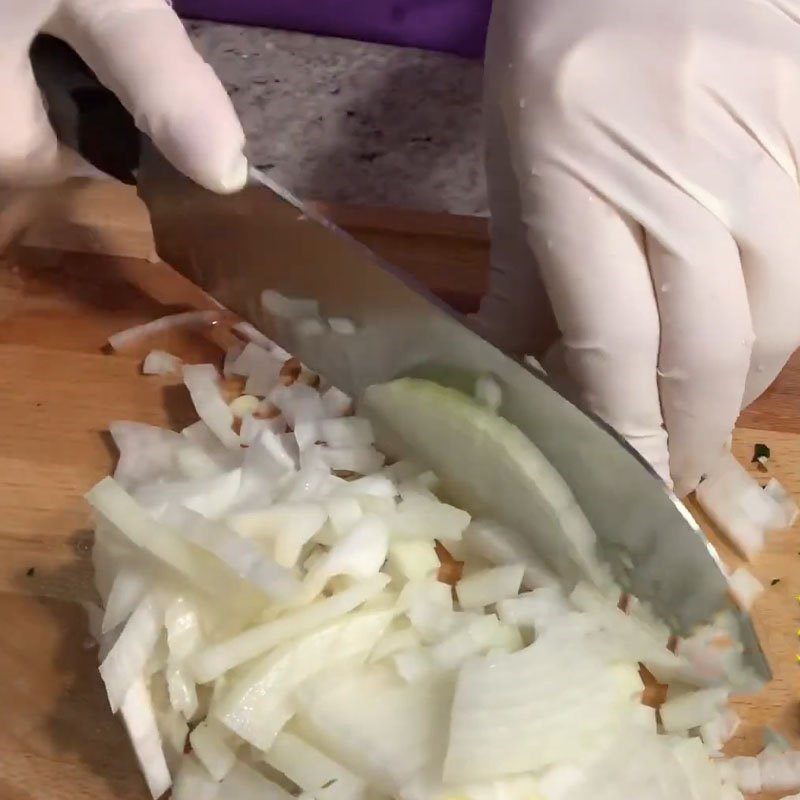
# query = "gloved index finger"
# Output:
<box><xmin>46</xmin><ymin>0</ymin><xmax>247</xmax><ymax>194</ymax></box>
<box><xmin>519</xmin><ymin>168</ymin><xmax>671</xmax><ymax>486</ymax></box>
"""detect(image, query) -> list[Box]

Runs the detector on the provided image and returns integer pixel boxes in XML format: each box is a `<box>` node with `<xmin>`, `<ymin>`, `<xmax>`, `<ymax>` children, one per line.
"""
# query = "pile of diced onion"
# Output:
<box><xmin>86</xmin><ymin>313</ymin><xmax>800</xmax><ymax>800</ymax></box>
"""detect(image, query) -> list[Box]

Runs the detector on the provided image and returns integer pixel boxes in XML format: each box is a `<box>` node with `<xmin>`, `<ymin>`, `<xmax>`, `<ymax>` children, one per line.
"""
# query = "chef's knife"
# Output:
<box><xmin>31</xmin><ymin>34</ymin><xmax>770</xmax><ymax>684</ymax></box>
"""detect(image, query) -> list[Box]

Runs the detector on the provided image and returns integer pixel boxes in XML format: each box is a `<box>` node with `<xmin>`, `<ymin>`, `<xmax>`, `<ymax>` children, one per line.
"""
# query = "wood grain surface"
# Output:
<box><xmin>0</xmin><ymin>184</ymin><xmax>798</xmax><ymax>800</ymax></box>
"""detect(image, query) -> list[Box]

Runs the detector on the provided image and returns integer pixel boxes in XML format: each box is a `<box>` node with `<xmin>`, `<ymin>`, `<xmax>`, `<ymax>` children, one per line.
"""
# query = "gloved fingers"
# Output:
<box><xmin>732</xmin><ymin>160</ymin><xmax>800</xmax><ymax>410</ymax></box>
<box><xmin>644</xmin><ymin>206</ymin><xmax>751</xmax><ymax>496</ymax></box>
<box><xmin>521</xmin><ymin>168</ymin><xmax>670</xmax><ymax>484</ymax></box>
<box><xmin>0</xmin><ymin>34</ymin><xmax>78</xmax><ymax>186</ymax></box>
<box><xmin>475</xmin><ymin>101</ymin><xmax>558</xmax><ymax>356</ymax></box>
<box><xmin>46</xmin><ymin>0</ymin><xmax>247</xmax><ymax>193</ymax></box>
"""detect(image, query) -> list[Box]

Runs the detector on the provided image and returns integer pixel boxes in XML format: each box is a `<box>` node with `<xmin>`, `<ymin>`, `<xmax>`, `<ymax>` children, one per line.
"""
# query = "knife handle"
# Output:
<box><xmin>29</xmin><ymin>34</ymin><xmax>141</xmax><ymax>184</ymax></box>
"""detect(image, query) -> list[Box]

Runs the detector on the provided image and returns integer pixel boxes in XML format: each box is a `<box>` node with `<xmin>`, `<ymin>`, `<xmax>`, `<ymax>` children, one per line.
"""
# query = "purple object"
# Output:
<box><xmin>174</xmin><ymin>0</ymin><xmax>491</xmax><ymax>59</ymax></box>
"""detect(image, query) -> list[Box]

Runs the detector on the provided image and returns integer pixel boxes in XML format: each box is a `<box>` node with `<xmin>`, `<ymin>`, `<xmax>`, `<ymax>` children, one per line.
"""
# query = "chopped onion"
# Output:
<box><xmin>189</xmin><ymin>719</ymin><xmax>237</xmax><ymax>780</ymax></box>
<box><xmin>271</xmin><ymin>383</ymin><xmax>326</xmax><ymax>428</ymax></box>
<box><xmin>660</xmin><ymin>687</ymin><xmax>729</xmax><ymax>734</ymax></box>
<box><xmin>264</xmin><ymin>731</ymin><xmax>367</xmax><ymax>799</ymax></box>
<box><xmin>696</xmin><ymin>450</ymin><xmax>791</xmax><ymax>558</ymax></box>
<box><xmin>119</xmin><ymin>677</ymin><xmax>172</xmax><ymax>799</ymax></box>
<box><xmin>172</xmin><ymin>754</ymin><xmax>220</xmax><ymax>800</ymax></box>
<box><xmin>99</xmin><ymin>594</ymin><xmax>162</xmax><ymax>711</ymax></box>
<box><xmin>213</xmin><ymin>611</ymin><xmax>393</xmax><ymax>748</ymax></box>
<box><xmin>143</xmin><ymin>350</ymin><xmax>183</xmax><ymax>376</ymax></box>
<box><xmin>320</xmin><ymin>386</ymin><xmax>353</xmax><ymax>417</ymax></box>
<box><xmin>455</xmin><ymin>565</ymin><xmax>525</xmax><ymax>610</ymax></box>
<box><xmin>387</xmin><ymin>540</ymin><xmax>440</xmax><ymax>582</ymax></box>
<box><xmin>463</xmin><ymin>520</ymin><xmax>557</xmax><ymax>589</ymax></box>
<box><xmin>190</xmin><ymin>574</ymin><xmax>390</xmax><ymax>683</ymax></box>
<box><xmin>183</xmin><ymin>364</ymin><xmax>240</xmax><ymax>449</ymax></box>
<box><xmin>102</xmin><ymin>567</ymin><xmax>148</xmax><ymax>633</ymax></box>
<box><xmin>108</xmin><ymin>310</ymin><xmax>221</xmax><ymax>351</ymax></box>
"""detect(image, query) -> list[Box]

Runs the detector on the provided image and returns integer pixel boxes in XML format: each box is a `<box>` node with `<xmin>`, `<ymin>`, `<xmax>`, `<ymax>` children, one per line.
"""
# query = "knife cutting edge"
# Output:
<box><xmin>29</xmin><ymin>34</ymin><xmax>771</xmax><ymax>685</ymax></box>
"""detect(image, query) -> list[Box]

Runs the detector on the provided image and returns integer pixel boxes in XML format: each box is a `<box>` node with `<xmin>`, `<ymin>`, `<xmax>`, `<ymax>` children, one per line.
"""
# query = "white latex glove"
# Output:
<box><xmin>0</xmin><ymin>0</ymin><xmax>247</xmax><ymax>192</ymax></box>
<box><xmin>478</xmin><ymin>0</ymin><xmax>800</xmax><ymax>496</ymax></box>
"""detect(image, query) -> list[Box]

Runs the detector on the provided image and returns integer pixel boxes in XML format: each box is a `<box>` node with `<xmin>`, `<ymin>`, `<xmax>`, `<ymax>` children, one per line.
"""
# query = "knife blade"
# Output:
<box><xmin>30</xmin><ymin>34</ymin><xmax>770</xmax><ymax>684</ymax></box>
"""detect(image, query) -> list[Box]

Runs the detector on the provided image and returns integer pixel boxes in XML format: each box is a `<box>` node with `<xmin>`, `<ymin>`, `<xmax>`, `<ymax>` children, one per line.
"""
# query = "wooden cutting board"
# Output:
<box><xmin>0</xmin><ymin>180</ymin><xmax>798</xmax><ymax>800</ymax></box>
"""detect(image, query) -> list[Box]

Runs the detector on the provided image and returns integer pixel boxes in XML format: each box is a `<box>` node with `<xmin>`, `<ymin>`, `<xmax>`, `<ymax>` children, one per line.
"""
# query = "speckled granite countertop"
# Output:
<box><xmin>186</xmin><ymin>21</ymin><xmax>487</xmax><ymax>215</ymax></box>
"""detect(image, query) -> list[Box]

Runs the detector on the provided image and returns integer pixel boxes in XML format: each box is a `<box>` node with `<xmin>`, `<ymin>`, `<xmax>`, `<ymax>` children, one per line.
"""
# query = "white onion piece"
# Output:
<box><xmin>102</xmin><ymin>567</ymin><xmax>148</xmax><ymax>633</ymax></box>
<box><xmin>166</xmin><ymin>662</ymin><xmax>198</xmax><ymax>718</ymax></box>
<box><xmin>120</xmin><ymin>677</ymin><xmax>172</xmax><ymax>799</ymax></box>
<box><xmin>318</xmin><ymin>418</ymin><xmax>375</xmax><ymax>447</ymax></box>
<box><xmin>168</xmin><ymin>507</ymin><xmax>302</xmax><ymax>602</ymax></box>
<box><xmin>183</xmin><ymin>364</ymin><xmax>240</xmax><ymax>449</ymax></box>
<box><xmin>99</xmin><ymin>594</ymin><xmax>162</xmax><ymax>711</ymax></box>
<box><xmin>180</xmin><ymin>421</ymin><xmax>241</xmax><ymax>473</ymax></box>
<box><xmin>402</xmin><ymin>579</ymin><xmax>455</xmax><ymax>643</ymax></box>
<box><xmin>496</xmin><ymin>587</ymin><xmax>570</xmax><ymax>634</ymax></box>
<box><xmin>388</xmin><ymin>495</ymin><xmax>470</xmax><ymax>541</ymax></box>
<box><xmin>463</xmin><ymin>520</ymin><xmax>558</xmax><ymax>590</ymax></box>
<box><xmin>323</xmin><ymin>496</ymin><xmax>363</xmax><ymax>539</ymax></box>
<box><xmin>190</xmin><ymin>575</ymin><xmax>390</xmax><ymax>683</ymax></box>
<box><xmin>172</xmin><ymin>755</ymin><xmax>220</xmax><ymax>800</ymax></box>
<box><xmin>86</xmin><ymin>478</ymin><xmax>267</xmax><ymax>615</ymax></box>
<box><xmin>335</xmin><ymin>474</ymin><xmax>396</xmax><ymax>499</ymax></box>
<box><xmin>731</xmin><ymin>756</ymin><xmax>761</xmax><ymax>794</ymax></box>
<box><xmin>265</xmin><ymin>732</ymin><xmax>367</xmax><ymax>800</ymax></box>
<box><xmin>660</xmin><ymin>687</ymin><xmax>729</xmax><ymax>734</ymax></box>
<box><xmin>234</xmin><ymin>430</ymin><xmax>297</xmax><ymax>511</ymax></box>
<box><xmin>393</xmin><ymin>647</ymin><xmax>435</xmax><ymax>683</ymax></box>
<box><xmin>110</xmin><ymin>422</ymin><xmax>185</xmax><ymax>489</ymax></box>
<box><xmin>387</xmin><ymin>540</ymin><xmax>439</xmax><ymax>582</ymax></box>
<box><xmin>700</xmin><ymin>707</ymin><xmax>740</xmax><ymax>753</ymax></box>
<box><xmin>320</xmin><ymin>386</ymin><xmax>353</xmax><ymax>417</ymax></box>
<box><xmin>765</xmin><ymin>477</ymin><xmax>800</xmax><ymax>527</ymax></box>
<box><xmin>164</xmin><ymin>596</ymin><xmax>203</xmax><ymax>661</ymax></box>
<box><xmin>134</xmin><ymin>469</ymin><xmax>242</xmax><ymax>520</ymax></box>
<box><xmin>304</xmin><ymin>515</ymin><xmax>390</xmax><ymax>598</ymax></box>
<box><xmin>213</xmin><ymin>611</ymin><xmax>393</xmax><ymax>749</ymax></box>
<box><xmin>429</xmin><ymin>614</ymin><xmax>513</xmax><ymax>671</ymax></box>
<box><xmin>240</xmin><ymin>414</ymin><xmax>286</xmax><ymax>445</ymax></box>
<box><xmin>219</xmin><ymin>760</ymin><xmax>295</xmax><ymax>800</ymax></box>
<box><xmin>295</xmin><ymin>665</ymin><xmax>452</xmax><ymax>800</ymax></box>
<box><xmin>696</xmin><ymin>450</ymin><xmax>787</xmax><ymax>558</ymax></box>
<box><xmin>108</xmin><ymin>310</ymin><xmax>220</xmax><ymax>351</ymax></box>
<box><xmin>727</xmin><ymin>566</ymin><xmax>764</xmax><ymax>611</ymax></box>
<box><xmin>245</xmin><ymin>355</ymin><xmax>284</xmax><ymax>397</ymax></box>
<box><xmin>189</xmin><ymin>719</ymin><xmax>237</xmax><ymax>781</ymax></box>
<box><xmin>271</xmin><ymin>383</ymin><xmax>327</xmax><ymax>428</ymax></box>
<box><xmin>757</xmin><ymin>751</ymin><xmax>800</xmax><ymax>794</ymax></box>
<box><xmin>223</xmin><ymin>342</ymin><xmax>245</xmax><ymax>378</ymax></box>
<box><xmin>456</xmin><ymin>565</ymin><xmax>525</xmax><ymax>610</ymax></box>
<box><xmin>443</xmin><ymin>627</ymin><xmax>643</xmax><ymax>783</ymax></box>
<box><xmin>230</xmin><ymin>501</ymin><xmax>326</xmax><ymax>542</ymax></box>
<box><xmin>369</xmin><ymin>626</ymin><xmax>422</xmax><ymax>663</ymax></box>
<box><xmin>319</xmin><ymin>446</ymin><xmax>385</xmax><ymax>475</ymax></box>
<box><xmin>143</xmin><ymin>349</ymin><xmax>183</xmax><ymax>376</ymax></box>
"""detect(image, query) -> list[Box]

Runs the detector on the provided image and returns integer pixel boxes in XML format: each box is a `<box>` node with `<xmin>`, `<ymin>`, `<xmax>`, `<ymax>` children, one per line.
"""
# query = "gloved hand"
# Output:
<box><xmin>0</xmin><ymin>0</ymin><xmax>246</xmax><ymax>192</ymax></box>
<box><xmin>478</xmin><ymin>0</ymin><xmax>800</xmax><ymax>496</ymax></box>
